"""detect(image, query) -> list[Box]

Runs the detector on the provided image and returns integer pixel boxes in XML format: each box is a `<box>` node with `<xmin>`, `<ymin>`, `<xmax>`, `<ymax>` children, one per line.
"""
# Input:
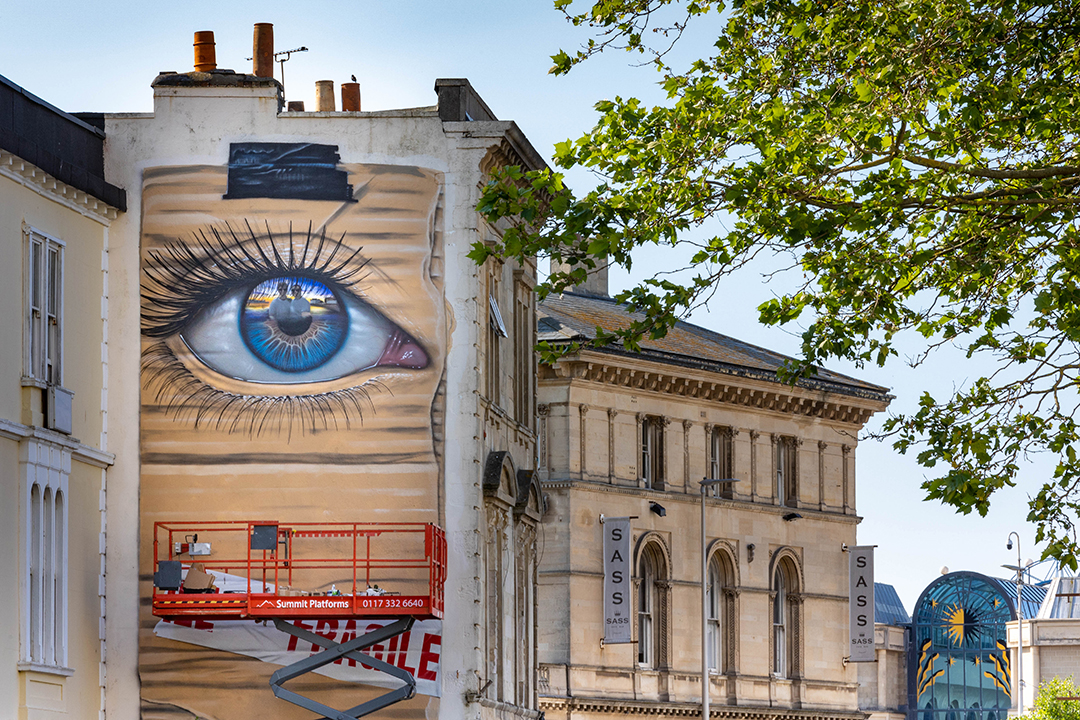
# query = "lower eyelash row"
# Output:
<box><xmin>142</xmin><ymin>342</ymin><xmax>387</xmax><ymax>437</ymax></box>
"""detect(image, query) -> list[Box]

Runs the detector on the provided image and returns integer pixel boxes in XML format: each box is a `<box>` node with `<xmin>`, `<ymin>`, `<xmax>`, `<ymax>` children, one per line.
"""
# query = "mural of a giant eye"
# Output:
<box><xmin>142</xmin><ymin>222</ymin><xmax>430</xmax><ymax>392</ymax></box>
<box><xmin>180</xmin><ymin>275</ymin><xmax>427</xmax><ymax>384</ymax></box>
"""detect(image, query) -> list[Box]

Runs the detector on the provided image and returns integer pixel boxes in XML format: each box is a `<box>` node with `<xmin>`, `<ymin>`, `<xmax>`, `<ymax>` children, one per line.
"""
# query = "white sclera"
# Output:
<box><xmin>181</xmin><ymin>287</ymin><xmax>397</xmax><ymax>384</ymax></box>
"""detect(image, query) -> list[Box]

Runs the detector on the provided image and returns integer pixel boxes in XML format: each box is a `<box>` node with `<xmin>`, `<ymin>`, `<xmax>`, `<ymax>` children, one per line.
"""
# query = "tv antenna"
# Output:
<box><xmin>247</xmin><ymin>46</ymin><xmax>308</xmax><ymax>98</ymax></box>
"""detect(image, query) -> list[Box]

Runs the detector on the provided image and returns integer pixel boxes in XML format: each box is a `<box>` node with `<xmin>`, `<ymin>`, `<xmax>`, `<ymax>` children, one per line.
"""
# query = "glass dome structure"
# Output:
<box><xmin>908</xmin><ymin>572</ymin><xmax>1016</xmax><ymax>720</ymax></box>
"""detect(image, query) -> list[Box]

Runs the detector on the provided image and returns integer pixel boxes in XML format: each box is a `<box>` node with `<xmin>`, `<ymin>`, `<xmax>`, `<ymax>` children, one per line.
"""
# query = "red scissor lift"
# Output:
<box><xmin>152</xmin><ymin>521</ymin><xmax>447</xmax><ymax>719</ymax></box>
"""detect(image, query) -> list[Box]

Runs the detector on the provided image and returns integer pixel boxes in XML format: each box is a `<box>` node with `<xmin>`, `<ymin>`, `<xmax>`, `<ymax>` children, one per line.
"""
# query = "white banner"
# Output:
<box><xmin>848</xmin><ymin>545</ymin><xmax>875</xmax><ymax>662</ymax></box>
<box><xmin>603</xmin><ymin>516</ymin><xmax>632</xmax><ymax>643</ymax></box>
<box><xmin>155</xmin><ymin>617</ymin><xmax>442</xmax><ymax>696</ymax></box>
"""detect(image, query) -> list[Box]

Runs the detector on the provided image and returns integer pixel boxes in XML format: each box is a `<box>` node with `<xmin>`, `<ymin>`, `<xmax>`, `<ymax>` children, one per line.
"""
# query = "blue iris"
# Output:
<box><xmin>240</xmin><ymin>278</ymin><xmax>348</xmax><ymax>372</ymax></box>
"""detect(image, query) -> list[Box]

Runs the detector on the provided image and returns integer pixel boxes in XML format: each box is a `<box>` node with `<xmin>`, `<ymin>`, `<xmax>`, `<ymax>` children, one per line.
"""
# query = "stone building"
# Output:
<box><xmin>857</xmin><ymin>583</ymin><xmax>909</xmax><ymax>720</ymax></box>
<box><xmin>83</xmin><ymin>26</ymin><xmax>543</xmax><ymax>720</ymax></box>
<box><xmin>0</xmin><ymin>73</ymin><xmax>125</xmax><ymax>719</ymax></box>
<box><xmin>1005</xmin><ymin>575</ymin><xmax>1078</xmax><ymax>714</ymax></box>
<box><xmin>534</xmin><ymin>274</ymin><xmax>892</xmax><ymax>720</ymax></box>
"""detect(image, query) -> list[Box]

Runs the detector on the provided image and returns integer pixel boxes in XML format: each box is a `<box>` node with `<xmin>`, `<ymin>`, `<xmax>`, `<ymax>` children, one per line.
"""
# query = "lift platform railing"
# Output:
<box><xmin>152</xmin><ymin>521</ymin><xmax>446</xmax><ymax>620</ymax></box>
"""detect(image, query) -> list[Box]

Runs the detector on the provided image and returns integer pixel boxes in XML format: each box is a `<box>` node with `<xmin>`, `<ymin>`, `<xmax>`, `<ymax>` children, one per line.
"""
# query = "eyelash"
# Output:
<box><xmin>142</xmin><ymin>341</ymin><xmax>388</xmax><ymax>436</ymax></box>
<box><xmin>141</xmin><ymin>221</ymin><xmax>385</xmax><ymax>435</ymax></box>
<box><xmin>141</xmin><ymin>220</ymin><xmax>371</xmax><ymax>338</ymax></box>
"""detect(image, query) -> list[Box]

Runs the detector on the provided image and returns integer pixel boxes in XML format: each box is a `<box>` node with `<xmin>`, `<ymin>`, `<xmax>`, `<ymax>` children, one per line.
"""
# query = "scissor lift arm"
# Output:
<box><xmin>270</xmin><ymin>617</ymin><xmax>417</xmax><ymax>720</ymax></box>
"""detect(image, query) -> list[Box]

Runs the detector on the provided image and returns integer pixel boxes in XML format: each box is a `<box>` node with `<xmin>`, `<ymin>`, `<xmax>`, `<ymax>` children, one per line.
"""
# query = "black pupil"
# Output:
<box><xmin>278</xmin><ymin>315</ymin><xmax>312</xmax><ymax>336</ymax></box>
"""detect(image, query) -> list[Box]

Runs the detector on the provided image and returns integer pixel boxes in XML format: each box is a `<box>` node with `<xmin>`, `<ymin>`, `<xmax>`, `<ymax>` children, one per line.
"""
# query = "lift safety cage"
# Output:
<box><xmin>152</xmin><ymin>521</ymin><xmax>447</xmax><ymax>620</ymax></box>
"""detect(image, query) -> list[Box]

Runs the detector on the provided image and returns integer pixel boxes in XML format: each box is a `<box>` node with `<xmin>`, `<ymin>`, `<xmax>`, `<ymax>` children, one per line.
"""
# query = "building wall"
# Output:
<box><xmin>537</xmin><ymin>349</ymin><xmax>885</xmax><ymax>718</ymax></box>
<box><xmin>1010</xmin><ymin>618</ymin><xmax>1080</xmax><ymax>713</ymax></box>
<box><xmin>100</xmin><ymin>73</ymin><xmax>540</xmax><ymax>720</ymax></box>
<box><xmin>858</xmin><ymin>624</ymin><xmax>907</xmax><ymax>720</ymax></box>
<box><xmin>1</xmin><ymin>146</ymin><xmax>116</xmax><ymax>718</ymax></box>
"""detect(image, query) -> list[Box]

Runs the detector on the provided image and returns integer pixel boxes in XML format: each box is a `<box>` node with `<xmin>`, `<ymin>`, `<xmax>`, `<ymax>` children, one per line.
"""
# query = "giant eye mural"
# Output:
<box><xmin>142</xmin><ymin>221</ymin><xmax>431</xmax><ymax>430</ymax></box>
<box><xmin>139</xmin><ymin>145</ymin><xmax>446</xmax><ymax>718</ymax></box>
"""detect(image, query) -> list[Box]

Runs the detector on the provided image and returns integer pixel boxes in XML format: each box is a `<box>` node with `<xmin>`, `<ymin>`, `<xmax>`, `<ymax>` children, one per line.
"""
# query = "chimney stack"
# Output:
<box><xmin>315</xmin><ymin>81</ymin><xmax>336</xmax><ymax>111</ymax></box>
<box><xmin>341</xmin><ymin>82</ymin><xmax>361</xmax><ymax>112</ymax></box>
<box><xmin>193</xmin><ymin>31</ymin><xmax>217</xmax><ymax>72</ymax></box>
<box><xmin>253</xmin><ymin>23</ymin><xmax>274</xmax><ymax>78</ymax></box>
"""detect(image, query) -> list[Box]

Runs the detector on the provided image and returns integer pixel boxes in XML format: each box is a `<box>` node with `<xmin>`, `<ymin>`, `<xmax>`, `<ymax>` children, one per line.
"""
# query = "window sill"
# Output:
<box><xmin>21</xmin><ymin>376</ymin><xmax>47</xmax><ymax>389</ymax></box>
<box><xmin>17</xmin><ymin>662</ymin><xmax>74</xmax><ymax>677</ymax></box>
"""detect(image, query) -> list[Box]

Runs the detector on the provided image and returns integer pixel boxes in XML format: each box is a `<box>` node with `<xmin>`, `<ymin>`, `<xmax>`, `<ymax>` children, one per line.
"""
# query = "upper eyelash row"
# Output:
<box><xmin>141</xmin><ymin>220</ymin><xmax>371</xmax><ymax>338</ymax></box>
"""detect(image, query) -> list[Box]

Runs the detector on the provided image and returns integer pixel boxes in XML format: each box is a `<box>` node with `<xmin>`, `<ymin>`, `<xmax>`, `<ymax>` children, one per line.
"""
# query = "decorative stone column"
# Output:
<box><xmin>656</xmin><ymin>579</ymin><xmax>673</xmax><ymax>669</ymax></box>
<box><xmin>578</xmin><ymin>404</ymin><xmax>590</xmax><ymax>480</ymax></box>
<box><xmin>749</xmin><ymin>430</ymin><xmax>760</xmax><ymax>502</ymax></box>
<box><xmin>770</xmin><ymin>433</ymin><xmax>780</xmax><ymax>505</ymax></box>
<box><xmin>682</xmin><ymin>419</ymin><xmax>693</xmax><ymax>493</ymax></box>
<box><xmin>635</xmin><ymin>412</ymin><xmax>645</xmax><ymax>486</ymax></box>
<box><xmin>724</xmin><ymin>587</ymin><xmax>741</xmax><ymax>685</ymax></box>
<box><xmin>818</xmin><ymin>441</ymin><xmax>828</xmax><ymax>510</ymax></box>
<box><xmin>842</xmin><ymin>444</ymin><xmax>852</xmax><ymax>514</ymax></box>
<box><xmin>607</xmin><ymin>408</ymin><xmax>618</xmax><ymax>484</ymax></box>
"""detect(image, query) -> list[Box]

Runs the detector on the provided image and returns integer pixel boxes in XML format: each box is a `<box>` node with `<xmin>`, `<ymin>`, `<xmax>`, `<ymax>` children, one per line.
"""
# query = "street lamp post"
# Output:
<box><xmin>701</xmin><ymin>478</ymin><xmax>738</xmax><ymax>720</ymax></box>
<box><xmin>1006</xmin><ymin>532</ymin><xmax>1024</xmax><ymax>715</ymax></box>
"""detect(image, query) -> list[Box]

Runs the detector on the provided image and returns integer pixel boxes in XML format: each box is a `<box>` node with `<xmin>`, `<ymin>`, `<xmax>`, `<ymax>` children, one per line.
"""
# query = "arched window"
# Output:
<box><xmin>707</xmin><ymin>557</ymin><xmax>722</xmax><ymax>672</ymax></box>
<box><xmin>772</xmin><ymin>555</ymin><xmax>799</xmax><ymax>678</ymax></box>
<box><xmin>637</xmin><ymin>541</ymin><xmax>667</xmax><ymax>668</ymax></box>
<box><xmin>773</xmin><ymin>565</ymin><xmax>787</xmax><ymax>675</ymax></box>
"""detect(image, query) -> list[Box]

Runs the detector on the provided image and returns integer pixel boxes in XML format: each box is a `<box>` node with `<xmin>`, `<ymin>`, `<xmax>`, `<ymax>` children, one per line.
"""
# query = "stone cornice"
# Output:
<box><xmin>538</xmin><ymin>695</ymin><xmax>866</xmax><ymax>720</ymax></box>
<box><xmin>0</xmin><ymin>149</ymin><xmax>119</xmax><ymax>225</ymax></box>
<box><xmin>0</xmin><ymin>418</ymin><xmax>114</xmax><ymax>468</ymax></box>
<box><xmin>542</xmin><ymin>350</ymin><xmax>888</xmax><ymax>427</ymax></box>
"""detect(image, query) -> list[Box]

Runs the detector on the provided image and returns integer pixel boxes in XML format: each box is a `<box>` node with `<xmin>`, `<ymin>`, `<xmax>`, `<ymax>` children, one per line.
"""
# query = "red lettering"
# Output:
<box><xmin>311</xmin><ymin>620</ymin><xmax>339</xmax><ymax>656</ymax></box>
<box><xmin>336</xmin><ymin>620</ymin><xmax>358</xmax><ymax>667</ymax></box>
<box><xmin>286</xmin><ymin>621</ymin><xmax>315</xmax><ymax>652</ymax></box>
<box><xmin>392</xmin><ymin>632</ymin><xmax>417</xmax><ymax>675</ymax></box>
<box><xmin>360</xmin><ymin>622</ymin><xmax>384</xmax><ymax>670</ymax></box>
<box><xmin>418</xmin><ymin>634</ymin><xmax>441</xmax><ymax>681</ymax></box>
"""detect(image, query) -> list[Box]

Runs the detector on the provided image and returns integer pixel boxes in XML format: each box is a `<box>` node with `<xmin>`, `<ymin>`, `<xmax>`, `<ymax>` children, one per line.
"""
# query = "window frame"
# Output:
<box><xmin>709</xmin><ymin>426</ymin><xmax>735</xmax><ymax>499</ymax></box>
<box><xmin>25</xmin><ymin>227</ymin><xmax>65</xmax><ymax>387</ymax></box>
<box><xmin>486</xmin><ymin>272</ymin><xmax>505</xmax><ymax>406</ymax></box>
<box><xmin>776</xmin><ymin>436</ymin><xmax>798</xmax><ymax>508</ymax></box>
<box><xmin>21</xmin><ymin>440</ymin><xmax>70</xmax><ymax>672</ymax></box>
<box><xmin>772</xmin><ymin>565</ymin><xmax>787</xmax><ymax>676</ymax></box>
<box><xmin>636</xmin><ymin>541</ymin><xmax>667</xmax><ymax>669</ymax></box>
<box><xmin>707</xmin><ymin>557</ymin><xmax>722</xmax><ymax>672</ymax></box>
<box><xmin>511</xmin><ymin>272</ymin><xmax>534</xmax><ymax>429</ymax></box>
<box><xmin>641</xmin><ymin>416</ymin><xmax>665</xmax><ymax>489</ymax></box>
<box><xmin>638</xmin><ymin>553</ymin><xmax>655</xmax><ymax>665</ymax></box>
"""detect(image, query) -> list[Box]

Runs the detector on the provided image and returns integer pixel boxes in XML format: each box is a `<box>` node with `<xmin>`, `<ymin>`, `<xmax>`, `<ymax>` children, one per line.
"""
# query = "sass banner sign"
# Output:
<box><xmin>603</xmin><ymin>516</ymin><xmax>632</xmax><ymax>643</ymax></box>
<box><xmin>849</xmin><ymin>545</ymin><xmax>875</xmax><ymax>662</ymax></box>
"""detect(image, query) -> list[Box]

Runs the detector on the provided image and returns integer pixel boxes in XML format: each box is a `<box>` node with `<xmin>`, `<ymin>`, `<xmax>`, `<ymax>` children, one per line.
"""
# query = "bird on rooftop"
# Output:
<box><xmin>351</xmin><ymin>74</ymin><xmax>357</xmax><ymax>82</ymax></box>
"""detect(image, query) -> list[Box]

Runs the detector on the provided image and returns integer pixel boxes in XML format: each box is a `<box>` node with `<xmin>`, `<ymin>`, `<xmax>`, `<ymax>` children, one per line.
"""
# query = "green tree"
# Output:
<box><xmin>473</xmin><ymin>0</ymin><xmax>1080</xmax><ymax>564</ymax></box>
<box><xmin>1021</xmin><ymin>676</ymin><xmax>1080</xmax><ymax>720</ymax></box>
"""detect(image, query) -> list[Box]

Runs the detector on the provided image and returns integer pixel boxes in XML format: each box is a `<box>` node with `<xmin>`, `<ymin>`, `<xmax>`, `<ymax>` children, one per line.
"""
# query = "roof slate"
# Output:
<box><xmin>538</xmin><ymin>292</ymin><xmax>891</xmax><ymax>401</ymax></box>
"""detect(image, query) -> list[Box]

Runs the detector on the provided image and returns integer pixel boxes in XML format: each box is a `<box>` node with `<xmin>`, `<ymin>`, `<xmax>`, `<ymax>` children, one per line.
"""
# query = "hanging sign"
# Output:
<box><xmin>603</xmin><ymin>516</ymin><xmax>632</xmax><ymax>643</ymax></box>
<box><xmin>848</xmin><ymin>545</ymin><xmax>875</xmax><ymax>662</ymax></box>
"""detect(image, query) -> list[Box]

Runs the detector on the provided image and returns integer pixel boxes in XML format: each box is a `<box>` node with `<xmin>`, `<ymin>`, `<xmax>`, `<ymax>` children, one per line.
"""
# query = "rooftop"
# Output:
<box><xmin>538</xmin><ymin>292</ymin><xmax>892</xmax><ymax>402</ymax></box>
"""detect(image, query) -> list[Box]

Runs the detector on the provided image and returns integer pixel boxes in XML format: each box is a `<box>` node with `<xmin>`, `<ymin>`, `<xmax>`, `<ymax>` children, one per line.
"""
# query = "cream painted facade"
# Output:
<box><xmin>0</xmin><ymin>77</ymin><xmax>121</xmax><ymax>719</ymax></box>
<box><xmin>535</xmin><ymin>291</ymin><xmax>891</xmax><ymax>720</ymax></box>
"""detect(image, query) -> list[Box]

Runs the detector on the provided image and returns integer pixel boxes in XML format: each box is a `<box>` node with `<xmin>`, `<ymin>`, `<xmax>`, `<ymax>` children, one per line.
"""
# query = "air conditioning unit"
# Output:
<box><xmin>47</xmin><ymin>386</ymin><xmax>73</xmax><ymax>435</ymax></box>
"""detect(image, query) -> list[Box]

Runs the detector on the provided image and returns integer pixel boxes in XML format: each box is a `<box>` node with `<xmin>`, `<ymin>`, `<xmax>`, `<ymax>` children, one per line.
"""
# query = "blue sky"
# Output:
<box><xmin>0</xmin><ymin>0</ymin><xmax>1048</xmax><ymax>612</ymax></box>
